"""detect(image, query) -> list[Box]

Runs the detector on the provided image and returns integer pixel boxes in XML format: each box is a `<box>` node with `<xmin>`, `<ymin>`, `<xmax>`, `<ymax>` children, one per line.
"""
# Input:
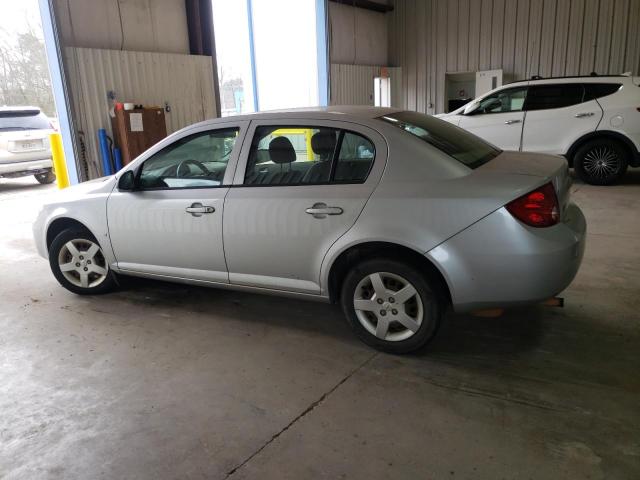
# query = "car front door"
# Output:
<box><xmin>106</xmin><ymin>122</ymin><xmax>248</xmax><ymax>282</ymax></box>
<box><xmin>223</xmin><ymin>120</ymin><xmax>386</xmax><ymax>294</ymax></box>
<box><xmin>520</xmin><ymin>83</ymin><xmax>603</xmax><ymax>155</ymax></box>
<box><xmin>458</xmin><ymin>86</ymin><xmax>528</xmax><ymax>151</ymax></box>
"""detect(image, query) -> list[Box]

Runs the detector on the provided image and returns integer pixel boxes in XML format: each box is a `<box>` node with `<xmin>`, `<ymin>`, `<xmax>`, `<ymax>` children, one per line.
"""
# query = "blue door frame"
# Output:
<box><xmin>38</xmin><ymin>0</ymin><xmax>80</xmax><ymax>184</ymax></box>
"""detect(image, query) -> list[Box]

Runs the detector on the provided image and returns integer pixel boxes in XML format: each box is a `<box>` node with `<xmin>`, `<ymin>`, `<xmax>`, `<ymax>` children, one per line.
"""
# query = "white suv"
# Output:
<box><xmin>0</xmin><ymin>107</ymin><xmax>56</xmax><ymax>184</ymax></box>
<box><xmin>437</xmin><ymin>75</ymin><xmax>640</xmax><ymax>185</ymax></box>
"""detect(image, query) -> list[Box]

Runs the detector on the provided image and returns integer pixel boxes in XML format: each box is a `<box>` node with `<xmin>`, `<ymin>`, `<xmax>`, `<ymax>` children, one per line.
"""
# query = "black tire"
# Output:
<box><xmin>573</xmin><ymin>138</ymin><xmax>629</xmax><ymax>186</ymax></box>
<box><xmin>49</xmin><ymin>228</ymin><xmax>117</xmax><ymax>295</ymax></box>
<box><xmin>340</xmin><ymin>258</ymin><xmax>443</xmax><ymax>354</ymax></box>
<box><xmin>35</xmin><ymin>170</ymin><xmax>56</xmax><ymax>184</ymax></box>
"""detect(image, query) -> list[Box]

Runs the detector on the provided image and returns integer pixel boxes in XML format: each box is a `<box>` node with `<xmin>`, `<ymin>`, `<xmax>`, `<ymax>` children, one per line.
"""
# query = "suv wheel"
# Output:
<box><xmin>35</xmin><ymin>170</ymin><xmax>56</xmax><ymax>184</ymax></box>
<box><xmin>49</xmin><ymin>228</ymin><xmax>117</xmax><ymax>295</ymax></box>
<box><xmin>340</xmin><ymin>259</ymin><xmax>443</xmax><ymax>354</ymax></box>
<box><xmin>574</xmin><ymin>139</ymin><xmax>628</xmax><ymax>186</ymax></box>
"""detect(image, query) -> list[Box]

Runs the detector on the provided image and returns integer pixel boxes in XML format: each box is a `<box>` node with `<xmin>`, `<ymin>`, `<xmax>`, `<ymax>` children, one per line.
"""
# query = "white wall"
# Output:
<box><xmin>54</xmin><ymin>0</ymin><xmax>190</xmax><ymax>54</ymax></box>
<box><xmin>65</xmin><ymin>47</ymin><xmax>217</xmax><ymax>179</ymax></box>
<box><xmin>330</xmin><ymin>63</ymin><xmax>402</xmax><ymax>107</ymax></box>
<box><xmin>329</xmin><ymin>2</ymin><xmax>388</xmax><ymax>65</ymax></box>
<box><xmin>389</xmin><ymin>0</ymin><xmax>640</xmax><ymax>114</ymax></box>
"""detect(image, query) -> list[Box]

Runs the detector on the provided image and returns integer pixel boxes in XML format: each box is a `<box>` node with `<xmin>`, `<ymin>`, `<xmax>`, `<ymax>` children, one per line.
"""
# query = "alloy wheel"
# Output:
<box><xmin>353</xmin><ymin>272</ymin><xmax>424</xmax><ymax>342</ymax></box>
<box><xmin>582</xmin><ymin>146</ymin><xmax>620</xmax><ymax>180</ymax></box>
<box><xmin>57</xmin><ymin>239</ymin><xmax>108</xmax><ymax>289</ymax></box>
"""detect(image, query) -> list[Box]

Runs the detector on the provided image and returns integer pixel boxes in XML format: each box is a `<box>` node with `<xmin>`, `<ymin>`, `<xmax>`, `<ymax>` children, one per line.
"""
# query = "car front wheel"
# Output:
<box><xmin>49</xmin><ymin>228</ymin><xmax>117</xmax><ymax>295</ymax></box>
<box><xmin>340</xmin><ymin>259</ymin><xmax>443</xmax><ymax>354</ymax></box>
<box><xmin>574</xmin><ymin>139</ymin><xmax>628</xmax><ymax>186</ymax></box>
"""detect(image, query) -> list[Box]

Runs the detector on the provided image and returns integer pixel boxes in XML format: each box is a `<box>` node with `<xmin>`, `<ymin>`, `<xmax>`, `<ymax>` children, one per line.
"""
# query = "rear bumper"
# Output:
<box><xmin>427</xmin><ymin>203</ymin><xmax>586</xmax><ymax>312</ymax></box>
<box><xmin>0</xmin><ymin>158</ymin><xmax>52</xmax><ymax>177</ymax></box>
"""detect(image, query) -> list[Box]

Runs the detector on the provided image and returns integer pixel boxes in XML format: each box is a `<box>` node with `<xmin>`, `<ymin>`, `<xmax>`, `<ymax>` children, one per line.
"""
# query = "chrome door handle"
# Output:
<box><xmin>575</xmin><ymin>112</ymin><xmax>595</xmax><ymax>118</ymax></box>
<box><xmin>504</xmin><ymin>119</ymin><xmax>522</xmax><ymax>125</ymax></box>
<box><xmin>185</xmin><ymin>202</ymin><xmax>215</xmax><ymax>217</ymax></box>
<box><xmin>305</xmin><ymin>202</ymin><xmax>343</xmax><ymax>219</ymax></box>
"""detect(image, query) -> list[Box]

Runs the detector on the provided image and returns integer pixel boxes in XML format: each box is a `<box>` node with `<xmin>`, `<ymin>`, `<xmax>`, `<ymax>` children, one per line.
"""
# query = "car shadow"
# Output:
<box><xmin>0</xmin><ymin>177</ymin><xmax>53</xmax><ymax>193</ymax></box>
<box><xmin>570</xmin><ymin>168</ymin><xmax>640</xmax><ymax>186</ymax></box>
<box><xmin>112</xmin><ymin>276</ymin><xmax>549</xmax><ymax>358</ymax></box>
<box><xmin>105</xmin><ymin>276</ymin><xmax>640</xmax><ymax>393</ymax></box>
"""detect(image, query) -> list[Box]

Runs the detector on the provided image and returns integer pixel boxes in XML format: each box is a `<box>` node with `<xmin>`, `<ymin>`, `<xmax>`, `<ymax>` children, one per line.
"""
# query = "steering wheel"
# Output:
<box><xmin>176</xmin><ymin>159</ymin><xmax>210</xmax><ymax>178</ymax></box>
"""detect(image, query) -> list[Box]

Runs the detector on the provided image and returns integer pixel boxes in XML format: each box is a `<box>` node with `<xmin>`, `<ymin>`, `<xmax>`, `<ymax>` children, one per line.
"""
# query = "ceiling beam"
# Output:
<box><xmin>328</xmin><ymin>0</ymin><xmax>394</xmax><ymax>14</ymax></box>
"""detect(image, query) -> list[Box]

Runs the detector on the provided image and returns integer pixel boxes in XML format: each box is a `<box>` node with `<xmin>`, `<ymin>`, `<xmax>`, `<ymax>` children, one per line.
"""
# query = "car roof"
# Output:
<box><xmin>506</xmin><ymin>75</ymin><xmax>630</xmax><ymax>87</ymax></box>
<box><xmin>0</xmin><ymin>106</ymin><xmax>42</xmax><ymax>114</ymax></box>
<box><xmin>190</xmin><ymin>106</ymin><xmax>403</xmax><ymax>128</ymax></box>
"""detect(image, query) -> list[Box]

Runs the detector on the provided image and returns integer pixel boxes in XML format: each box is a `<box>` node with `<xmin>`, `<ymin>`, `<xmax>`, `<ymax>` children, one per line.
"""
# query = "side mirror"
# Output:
<box><xmin>118</xmin><ymin>170</ymin><xmax>136</xmax><ymax>191</ymax></box>
<box><xmin>463</xmin><ymin>101</ymin><xmax>480</xmax><ymax>115</ymax></box>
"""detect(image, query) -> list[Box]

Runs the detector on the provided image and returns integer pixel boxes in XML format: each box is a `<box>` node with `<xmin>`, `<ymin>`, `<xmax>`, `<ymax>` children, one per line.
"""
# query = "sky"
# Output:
<box><xmin>0</xmin><ymin>0</ymin><xmax>43</xmax><ymax>44</ymax></box>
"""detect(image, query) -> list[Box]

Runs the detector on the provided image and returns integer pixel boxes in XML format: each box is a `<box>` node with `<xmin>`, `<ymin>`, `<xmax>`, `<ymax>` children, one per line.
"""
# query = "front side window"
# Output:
<box><xmin>475</xmin><ymin>87</ymin><xmax>528</xmax><ymax>114</ymax></box>
<box><xmin>524</xmin><ymin>83</ymin><xmax>584</xmax><ymax>111</ymax></box>
<box><xmin>139</xmin><ymin>128</ymin><xmax>238</xmax><ymax>189</ymax></box>
<box><xmin>243</xmin><ymin>126</ymin><xmax>375</xmax><ymax>185</ymax></box>
<box><xmin>379</xmin><ymin>111</ymin><xmax>500</xmax><ymax>169</ymax></box>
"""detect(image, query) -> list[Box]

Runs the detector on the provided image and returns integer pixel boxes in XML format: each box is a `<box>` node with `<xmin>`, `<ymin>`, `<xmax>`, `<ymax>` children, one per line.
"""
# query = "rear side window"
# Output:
<box><xmin>379</xmin><ymin>111</ymin><xmax>500</xmax><ymax>169</ymax></box>
<box><xmin>334</xmin><ymin>132</ymin><xmax>375</xmax><ymax>183</ymax></box>
<box><xmin>583</xmin><ymin>83</ymin><xmax>622</xmax><ymax>101</ymax></box>
<box><xmin>524</xmin><ymin>84</ymin><xmax>584</xmax><ymax>111</ymax></box>
<box><xmin>0</xmin><ymin>110</ymin><xmax>50</xmax><ymax>132</ymax></box>
<box><xmin>243</xmin><ymin>126</ymin><xmax>375</xmax><ymax>186</ymax></box>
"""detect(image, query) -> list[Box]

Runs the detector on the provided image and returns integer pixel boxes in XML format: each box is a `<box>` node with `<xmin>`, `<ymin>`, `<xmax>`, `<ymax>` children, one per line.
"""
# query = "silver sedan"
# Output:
<box><xmin>33</xmin><ymin>107</ymin><xmax>586</xmax><ymax>353</ymax></box>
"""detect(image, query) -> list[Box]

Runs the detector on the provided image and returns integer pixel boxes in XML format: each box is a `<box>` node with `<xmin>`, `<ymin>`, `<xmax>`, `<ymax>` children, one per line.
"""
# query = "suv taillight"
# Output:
<box><xmin>506</xmin><ymin>182</ymin><xmax>559</xmax><ymax>228</ymax></box>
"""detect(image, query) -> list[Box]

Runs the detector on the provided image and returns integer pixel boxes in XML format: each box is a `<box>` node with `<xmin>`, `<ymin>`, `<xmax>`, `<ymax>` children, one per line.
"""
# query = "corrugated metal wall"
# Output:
<box><xmin>330</xmin><ymin>63</ymin><xmax>403</xmax><ymax>106</ymax></box>
<box><xmin>388</xmin><ymin>0</ymin><xmax>640</xmax><ymax>114</ymax></box>
<box><xmin>65</xmin><ymin>47</ymin><xmax>217</xmax><ymax>179</ymax></box>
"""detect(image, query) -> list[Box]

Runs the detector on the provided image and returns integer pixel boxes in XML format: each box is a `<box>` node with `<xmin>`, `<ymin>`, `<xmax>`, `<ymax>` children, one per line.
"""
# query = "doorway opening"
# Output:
<box><xmin>374</xmin><ymin>76</ymin><xmax>391</xmax><ymax>107</ymax></box>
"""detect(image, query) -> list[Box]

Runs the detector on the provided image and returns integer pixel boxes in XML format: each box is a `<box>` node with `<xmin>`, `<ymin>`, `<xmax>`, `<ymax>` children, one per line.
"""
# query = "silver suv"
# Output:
<box><xmin>0</xmin><ymin>107</ymin><xmax>56</xmax><ymax>184</ymax></box>
<box><xmin>438</xmin><ymin>74</ymin><xmax>640</xmax><ymax>185</ymax></box>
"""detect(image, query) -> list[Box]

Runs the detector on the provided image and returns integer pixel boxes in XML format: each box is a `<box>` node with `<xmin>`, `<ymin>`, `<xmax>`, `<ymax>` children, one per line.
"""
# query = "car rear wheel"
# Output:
<box><xmin>574</xmin><ymin>139</ymin><xmax>628</xmax><ymax>186</ymax></box>
<box><xmin>49</xmin><ymin>228</ymin><xmax>117</xmax><ymax>295</ymax></box>
<box><xmin>340</xmin><ymin>259</ymin><xmax>443</xmax><ymax>354</ymax></box>
<box><xmin>35</xmin><ymin>170</ymin><xmax>56</xmax><ymax>184</ymax></box>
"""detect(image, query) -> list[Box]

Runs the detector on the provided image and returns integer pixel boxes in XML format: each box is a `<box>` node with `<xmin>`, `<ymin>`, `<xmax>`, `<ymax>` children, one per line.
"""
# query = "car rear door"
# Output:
<box><xmin>520</xmin><ymin>83</ymin><xmax>603</xmax><ymax>155</ymax></box>
<box><xmin>457</xmin><ymin>86</ymin><xmax>528</xmax><ymax>151</ymax></box>
<box><xmin>106</xmin><ymin>122</ymin><xmax>248</xmax><ymax>283</ymax></box>
<box><xmin>222</xmin><ymin>119</ymin><xmax>386</xmax><ymax>294</ymax></box>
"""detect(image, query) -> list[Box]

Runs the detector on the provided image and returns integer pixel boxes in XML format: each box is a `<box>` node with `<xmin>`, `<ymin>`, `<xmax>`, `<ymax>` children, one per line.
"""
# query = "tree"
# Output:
<box><xmin>0</xmin><ymin>24</ymin><xmax>55</xmax><ymax>116</ymax></box>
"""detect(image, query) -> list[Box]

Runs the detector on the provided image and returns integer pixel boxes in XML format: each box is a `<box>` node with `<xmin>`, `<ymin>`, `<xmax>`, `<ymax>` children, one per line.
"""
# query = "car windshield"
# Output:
<box><xmin>0</xmin><ymin>111</ymin><xmax>50</xmax><ymax>132</ymax></box>
<box><xmin>379</xmin><ymin>111</ymin><xmax>500</xmax><ymax>169</ymax></box>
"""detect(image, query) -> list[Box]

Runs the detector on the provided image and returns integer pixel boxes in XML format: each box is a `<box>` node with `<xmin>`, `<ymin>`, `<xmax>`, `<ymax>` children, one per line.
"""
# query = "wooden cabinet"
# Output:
<box><xmin>111</xmin><ymin>108</ymin><xmax>167</xmax><ymax>165</ymax></box>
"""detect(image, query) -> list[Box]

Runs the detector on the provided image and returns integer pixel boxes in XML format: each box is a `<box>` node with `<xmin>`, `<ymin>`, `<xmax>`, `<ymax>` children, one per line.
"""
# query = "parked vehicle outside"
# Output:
<box><xmin>33</xmin><ymin>107</ymin><xmax>586</xmax><ymax>353</ymax></box>
<box><xmin>0</xmin><ymin>106</ymin><xmax>56</xmax><ymax>184</ymax></box>
<box><xmin>436</xmin><ymin>75</ymin><xmax>640</xmax><ymax>185</ymax></box>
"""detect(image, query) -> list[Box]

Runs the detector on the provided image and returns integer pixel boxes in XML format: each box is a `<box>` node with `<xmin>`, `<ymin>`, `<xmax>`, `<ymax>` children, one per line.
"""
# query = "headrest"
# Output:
<box><xmin>311</xmin><ymin>130</ymin><xmax>337</xmax><ymax>158</ymax></box>
<box><xmin>269</xmin><ymin>136</ymin><xmax>296</xmax><ymax>164</ymax></box>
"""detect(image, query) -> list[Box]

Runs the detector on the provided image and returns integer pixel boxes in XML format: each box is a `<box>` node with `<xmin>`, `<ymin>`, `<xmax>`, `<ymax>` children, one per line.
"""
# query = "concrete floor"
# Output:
<box><xmin>1</xmin><ymin>173</ymin><xmax>639</xmax><ymax>480</ymax></box>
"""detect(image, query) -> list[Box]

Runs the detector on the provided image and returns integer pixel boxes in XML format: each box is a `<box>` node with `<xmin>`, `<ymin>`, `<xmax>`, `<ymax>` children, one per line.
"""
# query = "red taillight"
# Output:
<box><xmin>506</xmin><ymin>182</ymin><xmax>559</xmax><ymax>228</ymax></box>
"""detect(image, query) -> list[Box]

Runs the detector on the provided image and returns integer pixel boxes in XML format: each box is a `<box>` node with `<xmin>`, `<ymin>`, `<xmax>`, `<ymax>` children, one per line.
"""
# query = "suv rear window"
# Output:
<box><xmin>0</xmin><ymin>110</ymin><xmax>50</xmax><ymax>132</ymax></box>
<box><xmin>583</xmin><ymin>83</ymin><xmax>622</xmax><ymax>101</ymax></box>
<box><xmin>524</xmin><ymin>84</ymin><xmax>584</xmax><ymax>110</ymax></box>
<box><xmin>379</xmin><ymin>111</ymin><xmax>500</xmax><ymax>169</ymax></box>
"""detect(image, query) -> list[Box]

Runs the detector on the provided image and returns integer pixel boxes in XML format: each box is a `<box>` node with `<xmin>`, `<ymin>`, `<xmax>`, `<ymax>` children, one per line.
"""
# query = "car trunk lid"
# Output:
<box><xmin>476</xmin><ymin>150</ymin><xmax>572</xmax><ymax>216</ymax></box>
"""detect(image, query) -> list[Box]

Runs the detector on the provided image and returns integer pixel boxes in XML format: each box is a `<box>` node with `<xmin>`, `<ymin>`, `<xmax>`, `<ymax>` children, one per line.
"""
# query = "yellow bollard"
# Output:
<box><xmin>50</xmin><ymin>133</ymin><xmax>70</xmax><ymax>189</ymax></box>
